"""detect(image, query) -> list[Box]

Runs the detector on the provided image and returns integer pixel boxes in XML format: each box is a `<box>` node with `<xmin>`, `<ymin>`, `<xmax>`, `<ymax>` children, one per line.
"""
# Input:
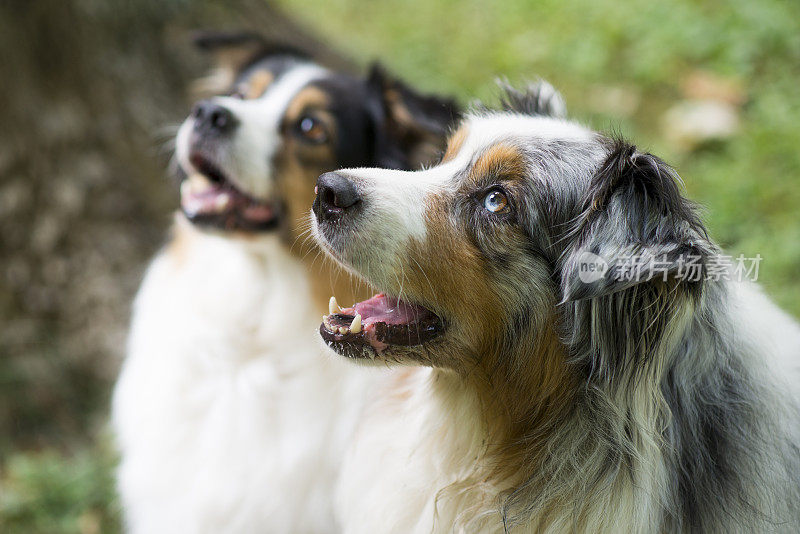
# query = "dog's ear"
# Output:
<box><xmin>498</xmin><ymin>79</ymin><xmax>567</xmax><ymax>118</ymax></box>
<box><xmin>193</xmin><ymin>31</ymin><xmax>266</xmax><ymax>71</ymax></box>
<box><xmin>559</xmin><ymin>142</ymin><xmax>714</xmax><ymax>384</ymax></box>
<box><xmin>561</xmin><ymin>141</ymin><xmax>713</xmax><ymax>303</ymax></box>
<box><xmin>190</xmin><ymin>30</ymin><xmax>308</xmax><ymax>97</ymax></box>
<box><xmin>367</xmin><ymin>63</ymin><xmax>460</xmax><ymax>170</ymax></box>
<box><xmin>192</xmin><ymin>30</ymin><xmax>312</xmax><ymax>67</ymax></box>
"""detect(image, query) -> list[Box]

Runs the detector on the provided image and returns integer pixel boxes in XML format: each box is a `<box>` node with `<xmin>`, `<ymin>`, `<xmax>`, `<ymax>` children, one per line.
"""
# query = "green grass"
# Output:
<box><xmin>0</xmin><ymin>438</ymin><xmax>120</xmax><ymax>534</ymax></box>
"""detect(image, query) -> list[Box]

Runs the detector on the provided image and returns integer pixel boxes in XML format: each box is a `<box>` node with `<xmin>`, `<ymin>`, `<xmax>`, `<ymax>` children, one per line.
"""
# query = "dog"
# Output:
<box><xmin>311</xmin><ymin>82</ymin><xmax>800</xmax><ymax>533</ymax></box>
<box><xmin>112</xmin><ymin>31</ymin><xmax>458</xmax><ymax>534</ymax></box>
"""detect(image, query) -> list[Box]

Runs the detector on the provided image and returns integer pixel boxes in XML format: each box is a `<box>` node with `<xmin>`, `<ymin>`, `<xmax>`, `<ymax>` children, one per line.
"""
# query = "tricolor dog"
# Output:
<box><xmin>112</xmin><ymin>32</ymin><xmax>458</xmax><ymax>534</ymax></box>
<box><xmin>312</xmin><ymin>82</ymin><xmax>800</xmax><ymax>533</ymax></box>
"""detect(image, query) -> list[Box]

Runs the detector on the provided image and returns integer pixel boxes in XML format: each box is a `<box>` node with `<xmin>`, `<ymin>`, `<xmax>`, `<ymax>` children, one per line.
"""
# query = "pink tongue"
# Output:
<box><xmin>181</xmin><ymin>188</ymin><xmax>226</xmax><ymax>217</ymax></box>
<box><xmin>242</xmin><ymin>204</ymin><xmax>274</xmax><ymax>223</ymax></box>
<box><xmin>352</xmin><ymin>293</ymin><xmax>426</xmax><ymax>326</ymax></box>
<box><xmin>181</xmin><ymin>187</ymin><xmax>274</xmax><ymax>222</ymax></box>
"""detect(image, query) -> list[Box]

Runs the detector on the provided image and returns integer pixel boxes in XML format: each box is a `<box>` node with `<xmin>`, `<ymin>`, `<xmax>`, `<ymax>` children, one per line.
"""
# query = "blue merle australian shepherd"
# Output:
<box><xmin>311</xmin><ymin>82</ymin><xmax>800</xmax><ymax>533</ymax></box>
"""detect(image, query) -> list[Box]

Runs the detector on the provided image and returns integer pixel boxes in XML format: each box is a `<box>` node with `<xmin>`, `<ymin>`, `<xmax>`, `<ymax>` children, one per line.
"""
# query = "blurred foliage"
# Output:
<box><xmin>0</xmin><ymin>440</ymin><xmax>119</xmax><ymax>534</ymax></box>
<box><xmin>1</xmin><ymin>0</ymin><xmax>798</xmax><ymax>532</ymax></box>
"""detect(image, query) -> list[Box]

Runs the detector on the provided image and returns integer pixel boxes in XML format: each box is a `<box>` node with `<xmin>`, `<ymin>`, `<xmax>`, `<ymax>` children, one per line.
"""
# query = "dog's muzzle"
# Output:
<box><xmin>191</xmin><ymin>100</ymin><xmax>239</xmax><ymax>138</ymax></box>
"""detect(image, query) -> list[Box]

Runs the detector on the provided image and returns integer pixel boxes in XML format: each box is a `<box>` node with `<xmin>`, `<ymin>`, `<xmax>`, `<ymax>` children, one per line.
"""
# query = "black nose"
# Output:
<box><xmin>313</xmin><ymin>172</ymin><xmax>361</xmax><ymax>222</ymax></box>
<box><xmin>192</xmin><ymin>100</ymin><xmax>238</xmax><ymax>135</ymax></box>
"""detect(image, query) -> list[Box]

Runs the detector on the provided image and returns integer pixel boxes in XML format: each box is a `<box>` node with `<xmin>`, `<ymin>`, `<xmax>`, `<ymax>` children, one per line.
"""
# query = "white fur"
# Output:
<box><xmin>176</xmin><ymin>64</ymin><xmax>327</xmax><ymax>199</ymax></box>
<box><xmin>113</xmin><ymin>216</ymin><xmax>374</xmax><ymax>534</ymax></box>
<box><xmin>729</xmin><ymin>281</ymin><xmax>800</xmax><ymax>401</ymax></box>
<box><xmin>335</xmin><ymin>367</ymin><xmax>510</xmax><ymax>533</ymax></box>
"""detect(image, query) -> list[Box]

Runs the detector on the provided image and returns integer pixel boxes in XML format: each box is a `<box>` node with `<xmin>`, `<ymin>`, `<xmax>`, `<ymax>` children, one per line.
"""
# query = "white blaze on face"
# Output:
<box><xmin>312</xmin><ymin>162</ymin><xmax>451</xmax><ymax>291</ymax></box>
<box><xmin>176</xmin><ymin>63</ymin><xmax>328</xmax><ymax>200</ymax></box>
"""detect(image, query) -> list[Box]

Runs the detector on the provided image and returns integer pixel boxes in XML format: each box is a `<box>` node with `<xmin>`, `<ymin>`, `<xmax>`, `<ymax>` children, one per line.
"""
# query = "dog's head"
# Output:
<box><xmin>312</xmin><ymin>82</ymin><xmax>711</xmax><ymax>380</ymax></box>
<box><xmin>176</xmin><ymin>31</ymin><xmax>459</xmax><ymax>240</ymax></box>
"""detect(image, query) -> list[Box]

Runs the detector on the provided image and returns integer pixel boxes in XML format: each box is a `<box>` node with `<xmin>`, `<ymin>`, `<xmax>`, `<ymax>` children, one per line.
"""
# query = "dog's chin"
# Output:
<box><xmin>180</xmin><ymin>155</ymin><xmax>280</xmax><ymax>234</ymax></box>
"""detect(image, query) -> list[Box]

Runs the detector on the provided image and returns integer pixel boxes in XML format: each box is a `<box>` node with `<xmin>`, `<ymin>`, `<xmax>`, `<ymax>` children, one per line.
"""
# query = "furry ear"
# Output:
<box><xmin>367</xmin><ymin>63</ymin><xmax>460</xmax><ymax>170</ymax></box>
<box><xmin>561</xmin><ymin>141</ymin><xmax>712</xmax><ymax>302</ymax></box>
<box><xmin>498</xmin><ymin>79</ymin><xmax>567</xmax><ymax>118</ymax></box>
<box><xmin>190</xmin><ymin>30</ymin><xmax>308</xmax><ymax>97</ymax></box>
<box><xmin>193</xmin><ymin>31</ymin><xmax>267</xmax><ymax>72</ymax></box>
<box><xmin>192</xmin><ymin>30</ymin><xmax>311</xmax><ymax>67</ymax></box>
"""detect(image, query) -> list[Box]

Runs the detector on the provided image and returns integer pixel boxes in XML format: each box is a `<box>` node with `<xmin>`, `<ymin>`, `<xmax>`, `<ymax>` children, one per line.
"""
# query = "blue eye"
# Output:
<box><xmin>297</xmin><ymin>115</ymin><xmax>328</xmax><ymax>143</ymax></box>
<box><xmin>482</xmin><ymin>189</ymin><xmax>509</xmax><ymax>214</ymax></box>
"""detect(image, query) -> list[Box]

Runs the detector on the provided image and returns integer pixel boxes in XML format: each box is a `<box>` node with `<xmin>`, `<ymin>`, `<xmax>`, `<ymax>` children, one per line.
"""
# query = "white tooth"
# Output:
<box><xmin>349</xmin><ymin>313</ymin><xmax>362</xmax><ymax>334</ymax></box>
<box><xmin>187</xmin><ymin>173</ymin><xmax>214</xmax><ymax>195</ymax></box>
<box><xmin>329</xmin><ymin>297</ymin><xmax>339</xmax><ymax>315</ymax></box>
<box><xmin>338</xmin><ymin>326</ymin><xmax>348</xmax><ymax>335</ymax></box>
<box><xmin>180</xmin><ymin>179</ymin><xmax>192</xmax><ymax>198</ymax></box>
<box><xmin>215</xmin><ymin>193</ymin><xmax>231</xmax><ymax>210</ymax></box>
<box><xmin>191</xmin><ymin>174</ymin><xmax>209</xmax><ymax>191</ymax></box>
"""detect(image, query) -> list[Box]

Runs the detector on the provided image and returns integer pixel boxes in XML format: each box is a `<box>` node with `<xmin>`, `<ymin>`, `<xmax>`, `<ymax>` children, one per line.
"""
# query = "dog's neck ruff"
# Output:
<box><xmin>337</xmin><ymin>277</ymin><xmax>800</xmax><ymax>533</ymax></box>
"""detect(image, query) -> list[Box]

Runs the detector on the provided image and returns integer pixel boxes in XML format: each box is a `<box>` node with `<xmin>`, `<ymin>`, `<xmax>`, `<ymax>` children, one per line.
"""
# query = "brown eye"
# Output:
<box><xmin>483</xmin><ymin>189</ymin><xmax>510</xmax><ymax>214</ymax></box>
<box><xmin>296</xmin><ymin>115</ymin><xmax>328</xmax><ymax>144</ymax></box>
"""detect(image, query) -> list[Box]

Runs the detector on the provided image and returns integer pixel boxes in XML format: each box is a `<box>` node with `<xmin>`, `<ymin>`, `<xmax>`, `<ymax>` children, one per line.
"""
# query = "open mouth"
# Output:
<box><xmin>180</xmin><ymin>153</ymin><xmax>278</xmax><ymax>232</ymax></box>
<box><xmin>320</xmin><ymin>293</ymin><xmax>443</xmax><ymax>359</ymax></box>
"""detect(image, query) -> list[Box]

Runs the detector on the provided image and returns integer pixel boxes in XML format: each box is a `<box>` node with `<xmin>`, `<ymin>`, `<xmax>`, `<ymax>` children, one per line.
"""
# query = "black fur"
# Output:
<box><xmin>192</xmin><ymin>30</ymin><xmax>307</xmax><ymax>59</ymax></box>
<box><xmin>366</xmin><ymin>63</ymin><xmax>460</xmax><ymax>169</ymax></box>
<box><xmin>497</xmin><ymin>79</ymin><xmax>567</xmax><ymax>118</ymax></box>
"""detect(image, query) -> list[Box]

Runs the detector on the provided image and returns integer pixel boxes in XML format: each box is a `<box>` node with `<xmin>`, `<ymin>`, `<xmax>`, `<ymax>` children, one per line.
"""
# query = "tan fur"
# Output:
<box><xmin>190</xmin><ymin>41</ymin><xmax>266</xmax><ymax>99</ymax></box>
<box><xmin>284</xmin><ymin>85</ymin><xmax>330</xmax><ymax>121</ymax></box>
<box><xmin>244</xmin><ymin>69</ymin><xmax>274</xmax><ymax>99</ymax></box>
<box><xmin>384</xmin><ymin>88</ymin><xmax>418</xmax><ymax>130</ymax></box>
<box><xmin>408</xmin><ymin>162</ymin><xmax>575</xmax><ymax>406</ymax></box>
<box><xmin>407</xmin><ymin>187</ymin><xmax>577</xmax><ymax>510</ymax></box>
<box><xmin>448</xmin><ymin>142</ymin><xmax>576</xmax><ymax>436</ymax></box>
<box><xmin>413</xmin><ymin>144</ymin><xmax>579</xmax><ymax>522</ymax></box>
<box><xmin>164</xmin><ymin>213</ymin><xmax>196</xmax><ymax>269</ymax></box>
<box><xmin>441</xmin><ymin>125</ymin><xmax>468</xmax><ymax>162</ymax></box>
<box><xmin>470</xmin><ymin>143</ymin><xmax>527</xmax><ymax>184</ymax></box>
<box><xmin>191</xmin><ymin>67</ymin><xmax>237</xmax><ymax>100</ymax></box>
<box><xmin>273</xmin><ymin>90</ymin><xmax>371</xmax><ymax>311</ymax></box>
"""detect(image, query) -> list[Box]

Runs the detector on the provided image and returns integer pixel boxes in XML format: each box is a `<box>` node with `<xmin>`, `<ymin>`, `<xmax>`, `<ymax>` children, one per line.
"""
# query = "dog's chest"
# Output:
<box><xmin>336</xmin><ymin>368</ymin><xmax>507</xmax><ymax>534</ymax></box>
<box><xmin>114</xmin><ymin>230</ymin><xmax>349</xmax><ymax>533</ymax></box>
<box><xmin>150</xmin><ymin>234</ymin><xmax>310</xmax><ymax>363</ymax></box>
